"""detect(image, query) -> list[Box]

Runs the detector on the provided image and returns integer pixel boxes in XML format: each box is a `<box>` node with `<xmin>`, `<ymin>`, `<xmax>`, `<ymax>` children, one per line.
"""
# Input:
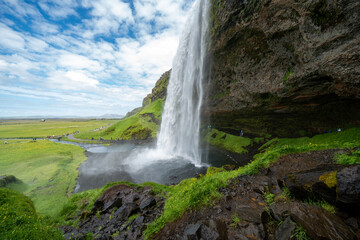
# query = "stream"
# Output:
<box><xmin>51</xmin><ymin>139</ymin><xmax>245</xmax><ymax>193</ymax></box>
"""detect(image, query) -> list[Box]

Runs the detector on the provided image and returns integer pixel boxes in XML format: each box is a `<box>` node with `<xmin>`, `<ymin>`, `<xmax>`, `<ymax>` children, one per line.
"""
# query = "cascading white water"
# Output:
<box><xmin>156</xmin><ymin>0</ymin><xmax>210</xmax><ymax>165</ymax></box>
<box><xmin>123</xmin><ymin>0</ymin><xmax>210</xmax><ymax>173</ymax></box>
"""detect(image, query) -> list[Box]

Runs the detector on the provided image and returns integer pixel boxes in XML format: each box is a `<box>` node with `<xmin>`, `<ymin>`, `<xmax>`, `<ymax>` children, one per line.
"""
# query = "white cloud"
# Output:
<box><xmin>81</xmin><ymin>0</ymin><xmax>134</xmax><ymax>37</ymax></box>
<box><xmin>0</xmin><ymin>23</ymin><xmax>25</xmax><ymax>50</ymax></box>
<box><xmin>58</xmin><ymin>53</ymin><xmax>103</xmax><ymax>71</ymax></box>
<box><xmin>0</xmin><ymin>0</ymin><xmax>195</xmax><ymax>116</ymax></box>
<box><xmin>38</xmin><ymin>0</ymin><xmax>78</xmax><ymax>20</ymax></box>
<box><xmin>26</xmin><ymin>36</ymin><xmax>49</xmax><ymax>52</ymax></box>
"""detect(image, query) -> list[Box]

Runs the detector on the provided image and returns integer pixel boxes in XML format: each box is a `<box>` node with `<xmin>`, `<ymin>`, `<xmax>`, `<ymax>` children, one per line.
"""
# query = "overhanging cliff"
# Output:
<box><xmin>204</xmin><ymin>0</ymin><xmax>360</xmax><ymax>137</ymax></box>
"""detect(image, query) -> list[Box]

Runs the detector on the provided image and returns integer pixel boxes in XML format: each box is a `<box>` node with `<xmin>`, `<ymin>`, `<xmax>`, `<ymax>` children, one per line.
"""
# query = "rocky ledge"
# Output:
<box><xmin>62</xmin><ymin>185</ymin><xmax>165</xmax><ymax>240</ymax></box>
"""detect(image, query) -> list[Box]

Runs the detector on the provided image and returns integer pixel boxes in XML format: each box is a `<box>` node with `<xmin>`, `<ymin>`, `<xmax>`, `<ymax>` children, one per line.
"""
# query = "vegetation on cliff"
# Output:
<box><xmin>75</xmin><ymin>99</ymin><xmax>164</xmax><ymax>140</ymax></box>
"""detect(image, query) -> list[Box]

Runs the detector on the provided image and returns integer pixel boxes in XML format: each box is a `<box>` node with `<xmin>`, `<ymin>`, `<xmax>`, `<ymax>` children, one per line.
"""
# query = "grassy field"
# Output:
<box><xmin>0</xmin><ymin>188</ymin><xmax>63</xmax><ymax>240</ymax></box>
<box><xmin>0</xmin><ymin>119</ymin><xmax>119</xmax><ymax>139</ymax></box>
<box><xmin>0</xmin><ymin>139</ymin><xmax>87</xmax><ymax>216</ymax></box>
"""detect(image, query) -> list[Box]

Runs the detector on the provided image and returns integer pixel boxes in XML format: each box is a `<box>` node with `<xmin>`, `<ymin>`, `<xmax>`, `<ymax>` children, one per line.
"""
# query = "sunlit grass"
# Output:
<box><xmin>0</xmin><ymin>119</ymin><xmax>118</xmax><ymax>139</ymax></box>
<box><xmin>76</xmin><ymin>99</ymin><xmax>164</xmax><ymax>140</ymax></box>
<box><xmin>0</xmin><ymin>188</ymin><xmax>63</xmax><ymax>240</ymax></box>
<box><xmin>0</xmin><ymin>140</ymin><xmax>87</xmax><ymax>216</ymax></box>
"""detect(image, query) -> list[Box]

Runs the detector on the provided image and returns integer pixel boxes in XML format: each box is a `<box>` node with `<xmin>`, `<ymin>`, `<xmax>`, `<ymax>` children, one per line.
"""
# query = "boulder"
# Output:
<box><xmin>337</xmin><ymin>165</ymin><xmax>360</xmax><ymax>213</ymax></box>
<box><xmin>274</xmin><ymin>217</ymin><xmax>295</xmax><ymax>240</ymax></box>
<box><xmin>289</xmin><ymin>202</ymin><xmax>354</xmax><ymax>240</ymax></box>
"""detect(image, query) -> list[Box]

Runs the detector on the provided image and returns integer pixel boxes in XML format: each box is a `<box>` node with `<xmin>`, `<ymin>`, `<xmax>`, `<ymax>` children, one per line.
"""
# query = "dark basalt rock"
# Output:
<box><xmin>337</xmin><ymin>165</ymin><xmax>360</xmax><ymax>213</ymax></box>
<box><xmin>283</xmin><ymin>164</ymin><xmax>340</xmax><ymax>202</ymax></box>
<box><xmin>61</xmin><ymin>184</ymin><xmax>165</xmax><ymax>240</ymax></box>
<box><xmin>205</xmin><ymin>0</ymin><xmax>360</xmax><ymax>137</ymax></box>
<box><xmin>139</xmin><ymin>197</ymin><xmax>156</xmax><ymax>210</ymax></box>
<box><xmin>283</xmin><ymin>163</ymin><xmax>360</xmax><ymax>214</ymax></box>
<box><xmin>274</xmin><ymin>217</ymin><xmax>295</xmax><ymax>240</ymax></box>
<box><xmin>289</xmin><ymin>202</ymin><xmax>355</xmax><ymax>240</ymax></box>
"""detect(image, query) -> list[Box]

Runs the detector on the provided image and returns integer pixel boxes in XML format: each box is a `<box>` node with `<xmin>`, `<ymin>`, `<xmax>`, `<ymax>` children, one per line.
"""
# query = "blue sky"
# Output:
<box><xmin>0</xmin><ymin>0</ymin><xmax>194</xmax><ymax>117</ymax></box>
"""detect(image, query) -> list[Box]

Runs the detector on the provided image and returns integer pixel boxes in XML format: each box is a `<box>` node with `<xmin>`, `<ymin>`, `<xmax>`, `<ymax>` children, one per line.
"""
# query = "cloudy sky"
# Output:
<box><xmin>0</xmin><ymin>0</ymin><xmax>194</xmax><ymax>117</ymax></box>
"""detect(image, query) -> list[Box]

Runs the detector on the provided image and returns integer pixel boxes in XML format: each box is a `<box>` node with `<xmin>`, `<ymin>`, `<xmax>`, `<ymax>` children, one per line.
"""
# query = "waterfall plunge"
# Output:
<box><xmin>124</xmin><ymin>0</ymin><xmax>210</xmax><ymax>172</ymax></box>
<box><xmin>157</xmin><ymin>0</ymin><xmax>210</xmax><ymax>165</ymax></box>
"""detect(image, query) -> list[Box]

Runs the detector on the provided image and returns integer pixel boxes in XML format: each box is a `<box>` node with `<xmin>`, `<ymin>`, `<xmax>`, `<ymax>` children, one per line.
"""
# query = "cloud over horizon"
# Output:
<box><xmin>0</xmin><ymin>0</ymin><xmax>194</xmax><ymax>117</ymax></box>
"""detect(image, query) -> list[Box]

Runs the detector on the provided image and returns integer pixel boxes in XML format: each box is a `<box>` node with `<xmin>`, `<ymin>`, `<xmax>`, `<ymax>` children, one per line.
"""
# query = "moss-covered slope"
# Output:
<box><xmin>76</xmin><ymin>99</ymin><xmax>164</xmax><ymax>140</ymax></box>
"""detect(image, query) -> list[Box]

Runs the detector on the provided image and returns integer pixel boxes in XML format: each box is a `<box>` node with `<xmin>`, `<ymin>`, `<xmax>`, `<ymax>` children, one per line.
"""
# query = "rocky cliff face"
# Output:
<box><xmin>142</xmin><ymin>70</ymin><xmax>170</xmax><ymax>107</ymax></box>
<box><xmin>205</xmin><ymin>0</ymin><xmax>360</xmax><ymax>136</ymax></box>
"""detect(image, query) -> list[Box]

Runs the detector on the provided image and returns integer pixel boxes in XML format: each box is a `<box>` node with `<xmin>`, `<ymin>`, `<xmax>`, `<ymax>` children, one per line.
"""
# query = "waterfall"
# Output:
<box><xmin>123</xmin><ymin>0</ymin><xmax>210</xmax><ymax>174</ymax></box>
<box><xmin>156</xmin><ymin>0</ymin><xmax>210</xmax><ymax>165</ymax></box>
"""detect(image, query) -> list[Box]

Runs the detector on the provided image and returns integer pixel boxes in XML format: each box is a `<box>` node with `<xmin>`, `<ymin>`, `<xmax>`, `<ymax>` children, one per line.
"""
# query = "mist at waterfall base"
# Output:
<box><xmin>71</xmin><ymin>142</ymin><xmax>242</xmax><ymax>192</ymax></box>
<box><xmin>73</xmin><ymin>0</ymin><xmax>228</xmax><ymax>192</ymax></box>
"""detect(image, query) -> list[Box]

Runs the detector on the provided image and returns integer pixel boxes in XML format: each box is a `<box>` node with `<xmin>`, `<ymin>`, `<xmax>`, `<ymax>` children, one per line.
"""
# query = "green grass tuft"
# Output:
<box><xmin>335</xmin><ymin>149</ymin><xmax>360</xmax><ymax>165</ymax></box>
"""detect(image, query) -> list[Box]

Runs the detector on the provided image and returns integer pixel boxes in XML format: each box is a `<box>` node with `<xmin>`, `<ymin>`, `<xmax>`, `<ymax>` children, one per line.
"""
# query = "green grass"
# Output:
<box><xmin>0</xmin><ymin>139</ymin><xmax>87</xmax><ymax>216</ymax></box>
<box><xmin>0</xmin><ymin>119</ymin><xmax>118</xmax><ymax>139</ymax></box>
<box><xmin>335</xmin><ymin>148</ymin><xmax>360</xmax><ymax>165</ymax></box>
<box><xmin>304</xmin><ymin>198</ymin><xmax>336</xmax><ymax>214</ymax></box>
<box><xmin>205</xmin><ymin>129</ymin><xmax>252</xmax><ymax>154</ymax></box>
<box><xmin>75</xmin><ymin>99</ymin><xmax>164</xmax><ymax>140</ymax></box>
<box><xmin>143</xmin><ymin>127</ymin><xmax>360</xmax><ymax>238</ymax></box>
<box><xmin>0</xmin><ymin>188</ymin><xmax>63</xmax><ymax>240</ymax></box>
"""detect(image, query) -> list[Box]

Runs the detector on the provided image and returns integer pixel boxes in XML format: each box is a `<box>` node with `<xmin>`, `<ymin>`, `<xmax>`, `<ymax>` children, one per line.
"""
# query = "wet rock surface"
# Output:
<box><xmin>156</xmin><ymin>150</ymin><xmax>360</xmax><ymax>240</ymax></box>
<box><xmin>205</xmin><ymin>0</ymin><xmax>360</xmax><ymax>137</ymax></box>
<box><xmin>61</xmin><ymin>185</ymin><xmax>165</xmax><ymax>240</ymax></box>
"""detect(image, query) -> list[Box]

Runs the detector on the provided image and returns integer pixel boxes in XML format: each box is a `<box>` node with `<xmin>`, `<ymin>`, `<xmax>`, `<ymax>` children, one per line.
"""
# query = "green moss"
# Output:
<box><xmin>205</xmin><ymin>129</ymin><xmax>252</xmax><ymax>154</ymax></box>
<box><xmin>318</xmin><ymin>171</ymin><xmax>337</xmax><ymax>188</ymax></box>
<box><xmin>0</xmin><ymin>189</ymin><xmax>63</xmax><ymax>240</ymax></box>
<box><xmin>282</xmin><ymin>67</ymin><xmax>294</xmax><ymax>84</ymax></box>
<box><xmin>304</xmin><ymin>198</ymin><xmax>336</xmax><ymax>214</ymax></box>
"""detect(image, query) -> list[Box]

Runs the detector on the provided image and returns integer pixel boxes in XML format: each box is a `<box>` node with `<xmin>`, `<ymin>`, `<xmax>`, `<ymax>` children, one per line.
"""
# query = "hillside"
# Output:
<box><xmin>75</xmin><ymin>71</ymin><xmax>170</xmax><ymax>141</ymax></box>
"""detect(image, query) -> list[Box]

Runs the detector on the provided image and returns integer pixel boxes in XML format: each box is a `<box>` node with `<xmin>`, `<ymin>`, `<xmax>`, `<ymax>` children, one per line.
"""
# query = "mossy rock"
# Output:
<box><xmin>0</xmin><ymin>175</ymin><xmax>19</xmax><ymax>188</ymax></box>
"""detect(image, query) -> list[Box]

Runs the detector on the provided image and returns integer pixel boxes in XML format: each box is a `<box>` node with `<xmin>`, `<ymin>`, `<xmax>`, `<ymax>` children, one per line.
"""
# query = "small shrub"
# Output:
<box><xmin>291</xmin><ymin>225</ymin><xmax>311</xmax><ymax>240</ymax></box>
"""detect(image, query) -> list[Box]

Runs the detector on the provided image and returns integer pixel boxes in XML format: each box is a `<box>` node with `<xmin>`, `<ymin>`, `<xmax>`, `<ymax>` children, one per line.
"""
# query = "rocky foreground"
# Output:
<box><xmin>62</xmin><ymin>149</ymin><xmax>360</xmax><ymax>240</ymax></box>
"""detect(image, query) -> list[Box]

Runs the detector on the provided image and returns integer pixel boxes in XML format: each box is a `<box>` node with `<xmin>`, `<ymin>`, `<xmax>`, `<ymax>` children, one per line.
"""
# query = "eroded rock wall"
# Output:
<box><xmin>205</xmin><ymin>0</ymin><xmax>360</xmax><ymax>136</ymax></box>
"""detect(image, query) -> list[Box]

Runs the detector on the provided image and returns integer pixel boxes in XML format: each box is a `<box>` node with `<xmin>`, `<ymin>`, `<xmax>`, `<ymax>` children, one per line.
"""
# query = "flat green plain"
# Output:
<box><xmin>0</xmin><ymin>139</ymin><xmax>87</xmax><ymax>216</ymax></box>
<box><xmin>0</xmin><ymin>119</ymin><xmax>119</xmax><ymax>139</ymax></box>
